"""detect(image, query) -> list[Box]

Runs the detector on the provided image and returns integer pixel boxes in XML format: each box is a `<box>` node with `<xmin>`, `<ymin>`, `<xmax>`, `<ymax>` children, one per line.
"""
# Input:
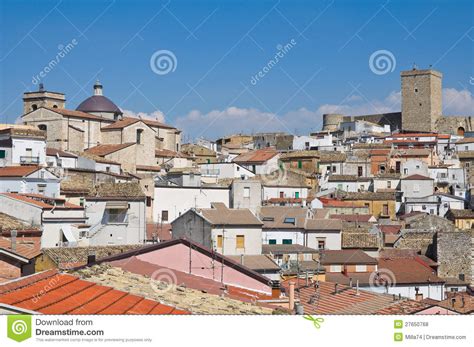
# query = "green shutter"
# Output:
<box><xmin>0</xmin><ymin>150</ymin><xmax>5</xmax><ymax>159</ymax></box>
<box><xmin>282</xmin><ymin>239</ymin><xmax>292</xmax><ymax>245</ymax></box>
<box><xmin>269</xmin><ymin>239</ymin><xmax>277</xmax><ymax>245</ymax></box>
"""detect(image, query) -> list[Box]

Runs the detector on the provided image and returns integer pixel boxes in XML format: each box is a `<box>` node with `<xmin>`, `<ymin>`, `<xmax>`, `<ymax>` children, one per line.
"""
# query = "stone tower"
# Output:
<box><xmin>23</xmin><ymin>83</ymin><xmax>66</xmax><ymax>114</ymax></box>
<box><xmin>401</xmin><ymin>68</ymin><xmax>442</xmax><ymax>132</ymax></box>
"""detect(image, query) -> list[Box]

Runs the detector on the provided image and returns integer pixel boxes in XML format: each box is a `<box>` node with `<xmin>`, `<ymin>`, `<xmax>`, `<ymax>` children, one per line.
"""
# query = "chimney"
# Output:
<box><xmin>334</xmin><ymin>283</ymin><xmax>339</xmax><ymax>294</ymax></box>
<box><xmin>240</xmin><ymin>254</ymin><xmax>244</xmax><ymax>265</ymax></box>
<box><xmin>349</xmin><ymin>277</ymin><xmax>353</xmax><ymax>288</ymax></box>
<box><xmin>356</xmin><ymin>280</ymin><xmax>360</xmax><ymax>295</ymax></box>
<box><xmin>87</xmin><ymin>252</ymin><xmax>96</xmax><ymax>266</ymax></box>
<box><xmin>450</xmin><ymin>298</ymin><xmax>456</xmax><ymax>307</ymax></box>
<box><xmin>289</xmin><ymin>281</ymin><xmax>295</xmax><ymax>311</ymax></box>
<box><xmin>11</xmin><ymin>230</ymin><xmax>17</xmax><ymax>252</ymax></box>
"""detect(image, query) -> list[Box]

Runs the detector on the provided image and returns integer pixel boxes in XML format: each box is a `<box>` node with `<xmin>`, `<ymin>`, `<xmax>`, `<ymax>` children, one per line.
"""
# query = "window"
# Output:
<box><xmin>360</xmin><ymin>185</ymin><xmax>365</xmax><ymax>191</ymax></box>
<box><xmin>284</xmin><ymin>217</ymin><xmax>296</xmax><ymax>224</ymax></box>
<box><xmin>279</xmin><ymin>191</ymin><xmax>284</xmax><ymax>198</ymax></box>
<box><xmin>0</xmin><ymin>150</ymin><xmax>5</xmax><ymax>159</ymax></box>
<box><xmin>295</xmin><ymin>192</ymin><xmax>300</xmax><ymax>199</ymax></box>
<box><xmin>106</xmin><ymin>209</ymin><xmax>128</xmax><ymax>223</ymax></box>
<box><xmin>207</xmin><ymin>159</ymin><xmax>211</xmax><ymax>164</ymax></box>
<box><xmin>404</xmin><ymin>168</ymin><xmax>408</xmax><ymax>175</ymax></box>
<box><xmin>146</xmin><ymin>196</ymin><xmax>152</xmax><ymax>207</ymax></box>
<box><xmin>37</xmin><ymin>184</ymin><xmax>46</xmax><ymax>194</ymax></box>
<box><xmin>31</xmin><ymin>104</ymin><xmax>38</xmax><ymax>110</ymax></box>
<box><xmin>382</xmin><ymin>204</ymin><xmax>389</xmax><ymax>215</ymax></box>
<box><xmin>136</xmin><ymin>129</ymin><xmax>144</xmax><ymax>144</ymax></box>
<box><xmin>357</xmin><ymin>166</ymin><xmax>363</xmax><ymax>177</ymax></box>
<box><xmin>305</xmin><ymin>142</ymin><xmax>310</xmax><ymax>149</ymax></box>
<box><xmin>217</xmin><ymin>235</ymin><xmax>223</xmax><ymax>248</ymax></box>
<box><xmin>332</xmin><ymin>166</ymin><xmax>336</xmax><ymax>173</ymax></box>
<box><xmin>161</xmin><ymin>210</ymin><xmax>169</xmax><ymax>221</ymax></box>
<box><xmin>387</xmin><ymin>181</ymin><xmax>392</xmax><ymax>189</ymax></box>
<box><xmin>282</xmin><ymin>239</ymin><xmax>292</xmax><ymax>245</ymax></box>
<box><xmin>317</xmin><ymin>238</ymin><xmax>326</xmax><ymax>250</ymax></box>
<box><xmin>395</xmin><ymin>161</ymin><xmax>401</xmax><ymax>173</ymax></box>
<box><xmin>355</xmin><ymin>265</ymin><xmax>367</xmax><ymax>272</ymax></box>
<box><xmin>38</xmin><ymin>124</ymin><xmax>47</xmax><ymax>131</ymax></box>
<box><xmin>329</xmin><ymin>265</ymin><xmax>341</xmax><ymax>272</ymax></box>
<box><xmin>79</xmin><ymin>197</ymin><xmax>85</xmax><ymax>207</ymax></box>
<box><xmin>298</xmin><ymin>160</ymin><xmax>302</xmax><ymax>169</ymax></box>
<box><xmin>236</xmin><ymin>235</ymin><xmax>245</xmax><ymax>249</ymax></box>
<box><xmin>379</xmin><ymin>165</ymin><xmax>385</xmax><ymax>174</ymax></box>
<box><xmin>243</xmin><ymin>187</ymin><xmax>250</xmax><ymax>198</ymax></box>
<box><xmin>268</xmin><ymin>239</ymin><xmax>277</xmax><ymax>245</ymax></box>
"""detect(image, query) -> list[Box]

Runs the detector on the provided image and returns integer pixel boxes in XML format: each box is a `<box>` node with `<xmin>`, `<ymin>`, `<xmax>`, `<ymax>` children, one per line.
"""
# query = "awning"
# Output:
<box><xmin>105</xmin><ymin>201</ymin><xmax>129</xmax><ymax>209</ymax></box>
<box><xmin>61</xmin><ymin>225</ymin><xmax>76</xmax><ymax>243</ymax></box>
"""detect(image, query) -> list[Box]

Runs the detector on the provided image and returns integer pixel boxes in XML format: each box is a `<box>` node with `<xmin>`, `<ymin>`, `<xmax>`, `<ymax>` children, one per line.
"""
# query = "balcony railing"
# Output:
<box><xmin>20</xmin><ymin>156</ymin><xmax>40</xmax><ymax>164</ymax></box>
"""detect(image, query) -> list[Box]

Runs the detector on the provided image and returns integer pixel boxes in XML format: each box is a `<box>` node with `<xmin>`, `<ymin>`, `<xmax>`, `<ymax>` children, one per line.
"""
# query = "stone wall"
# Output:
<box><xmin>436</xmin><ymin>231</ymin><xmax>472</xmax><ymax>284</ymax></box>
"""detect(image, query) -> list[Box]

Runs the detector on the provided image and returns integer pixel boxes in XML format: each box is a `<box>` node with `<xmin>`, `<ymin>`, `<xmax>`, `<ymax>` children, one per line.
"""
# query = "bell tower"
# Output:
<box><xmin>23</xmin><ymin>83</ymin><xmax>66</xmax><ymax>114</ymax></box>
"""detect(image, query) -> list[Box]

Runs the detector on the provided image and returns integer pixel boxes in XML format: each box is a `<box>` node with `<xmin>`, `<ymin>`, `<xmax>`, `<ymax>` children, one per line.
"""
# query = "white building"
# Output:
<box><xmin>0</xmin><ymin>166</ymin><xmax>60</xmax><ymax>197</ymax></box>
<box><xmin>153</xmin><ymin>184</ymin><xmax>230</xmax><ymax>223</ymax></box>
<box><xmin>0</xmin><ymin>125</ymin><xmax>46</xmax><ymax>167</ymax></box>
<box><xmin>199</xmin><ymin>162</ymin><xmax>255</xmax><ymax>183</ymax></box>
<box><xmin>293</xmin><ymin>135</ymin><xmax>333</xmax><ymax>151</ymax></box>
<box><xmin>0</xmin><ymin>193</ymin><xmax>86</xmax><ymax>248</ymax></box>
<box><xmin>233</xmin><ymin>148</ymin><xmax>280</xmax><ymax>175</ymax></box>
<box><xmin>171</xmin><ymin>203</ymin><xmax>263</xmax><ymax>256</ymax></box>
<box><xmin>46</xmin><ymin>148</ymin><xmax>78</xmax><ymax>168</ymax></box>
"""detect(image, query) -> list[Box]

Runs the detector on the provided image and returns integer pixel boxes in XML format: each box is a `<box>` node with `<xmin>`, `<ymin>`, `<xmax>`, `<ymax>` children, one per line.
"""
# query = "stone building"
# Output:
<box><xmin>321</xmin><ymin>68</ymin><xmax>474</xmax><ymax>135</ymax></box>
<box><xmin>21</xmin><ymin>82</ymin><xmax>181</xmax><ymax>154</ymax></box>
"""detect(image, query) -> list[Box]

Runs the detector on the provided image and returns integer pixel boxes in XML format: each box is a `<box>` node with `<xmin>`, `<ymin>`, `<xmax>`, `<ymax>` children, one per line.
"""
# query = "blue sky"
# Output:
<box><xmin>0</xmin><ymin>0</ymin><xmax>473</xmax><ymax>140</ymax></box>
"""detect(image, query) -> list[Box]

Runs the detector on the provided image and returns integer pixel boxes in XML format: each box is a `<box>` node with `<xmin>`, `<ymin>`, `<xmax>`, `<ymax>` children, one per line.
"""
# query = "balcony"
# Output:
<box><xmin>20</xmin><ymin>156</ymin><xmax>40</xmax><ymax>165</ymax></box>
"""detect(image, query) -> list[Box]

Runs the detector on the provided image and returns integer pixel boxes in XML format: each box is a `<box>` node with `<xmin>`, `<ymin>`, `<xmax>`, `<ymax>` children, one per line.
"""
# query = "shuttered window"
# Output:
<box><xmin>236</xmin><ymin>235</ymin><xmax>245</xmax><ymax>249</ymax></box>
<box><xmin>217</xmin><ymin>235</ymin><xmax>223</xmax><ymax>248</ymax></box>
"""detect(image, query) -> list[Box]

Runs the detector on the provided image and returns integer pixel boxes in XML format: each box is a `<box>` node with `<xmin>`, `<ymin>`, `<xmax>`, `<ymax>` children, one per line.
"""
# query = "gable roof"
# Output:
<box><xmin>85</xmin><ymin>143</ymin><xmax>135</xmax><ymax>156</ymax></box>
<box><xmin>233</xmin><ymin>148</ymin><xmax>278</xmax><ymax>164</ymax></box>
<box><xmin>377</xmin><ymin>258</ymin><xmax>445</xmax><ymax>284</ymax></box>
<box><xmin>320</xmin><ymin>249</ymin><xmax>377</xmax><ymax>265</ymax></box>
<box><xmin>0</xmin><ymin>193</ymin><xmax>83</xmax><ymax>210</ymax></box>
<box><xmin>402</xmin><ymin>174</ymin><xmax>433</xmax><ymax>180</ymax></box>
<box><xmin>0</xmin><ymin>237</ymin><xmax>41</xmax><ymax>262</ymax></box>
<box><xmin>0</xmin><ymin>166</ymin><xmax>41</xmax><ymax>177</ymax></box>
<box><xmin>0</xmin><ymin>270</ymin><xmax>188</xmax><ymax>314</ymax></box>
<box><xmin>46</xmin><ymin>148</ymin><xmax>77</xmax><ymax>158</ymax></box>
<box><xmin>259</xmin><ymin>206</ymin><xmax>308</xmax><ymax>229</ymax></box>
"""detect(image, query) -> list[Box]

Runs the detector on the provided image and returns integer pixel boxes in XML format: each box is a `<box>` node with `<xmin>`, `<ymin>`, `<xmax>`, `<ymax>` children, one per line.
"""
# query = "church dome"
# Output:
<box><xmin>76</xmin><ymin>80</ymin><xmax>122</xmax><ymax>115</ymax></box>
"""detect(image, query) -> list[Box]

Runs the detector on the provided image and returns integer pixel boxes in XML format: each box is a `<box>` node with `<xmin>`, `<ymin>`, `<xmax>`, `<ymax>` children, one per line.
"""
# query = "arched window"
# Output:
<box><xmin>457</xmin><ymin>127</ymin><xmax>465</xmax><ymax>136</ymax></box>
<box><xmin>53</xmin><ymin>105</ymin><xmax>58</xmax><ymax>108</ymax></box>
<box><xmin>31</xmin><ymin>104</ymin><xmax>38</xmax><ymax>111</ymax></box>
<box><xmin>38</xmin><ymin>124</ymin><xmax>47</xmax><ymax>131</ymax></box>
<box><xmin>136</xmin><ymin>129</ymin><xmax>144</xmax><ymax>144</ymax></box>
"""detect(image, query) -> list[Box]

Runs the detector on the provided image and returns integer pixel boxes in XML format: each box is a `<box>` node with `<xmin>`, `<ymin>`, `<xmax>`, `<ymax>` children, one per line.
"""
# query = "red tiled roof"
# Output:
<box><xmin>0</xmin><ymin>237</ymin><xmax>41</xmax><ymax>260</ymax></box>
<box><xmin>0</xmin><ymin>270</ymin><xmax>189</xmax><ymax>314</ymax></box>
<box><xmin>0</xmin><ymin>166</ymin><xmax>40</xmax><ymax>177</ymax></box>
<box><xmin>155</xmin><ymin>149</ymin><xmax>192</xmax><ymax>158</ymax></box>
<box><xmin>377</xmin><ymin>258</ymin><xmax>445</xmax><ymax>284</ymax></box>
<box><xmin>85</xmin><ymin>143</ymin><xmax>135</xmax><ymax>156</ymax></box>
<box><xmin>378</xmin><ymin>225</ymin><xmax>402</xmax><ymax>234</ymax></box>
<box><xmin>233</xmin><ymin>148</ymin><xmax>278</xmax><ymax>164</ymax></box>
<box><xmin>319</xmin><ymin>198</ymin><xmax>365</xmax><ymax>208</ymax></box>
<box><xmin>46</xmin><ymin>148</ymin><xmax>77</xmax><ymax>158</ymax></box>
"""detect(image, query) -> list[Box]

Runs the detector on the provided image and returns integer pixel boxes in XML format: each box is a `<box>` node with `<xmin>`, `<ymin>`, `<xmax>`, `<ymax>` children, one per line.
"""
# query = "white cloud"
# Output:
<box><xmin>122</xmin><ymin>109</ymin><xmax>166</xmax><ymax>123</ymax></box>
<box><xmin>443</xmin><ymin>88</ymin><xmax>474</xmax><ymax>115</ymax></box>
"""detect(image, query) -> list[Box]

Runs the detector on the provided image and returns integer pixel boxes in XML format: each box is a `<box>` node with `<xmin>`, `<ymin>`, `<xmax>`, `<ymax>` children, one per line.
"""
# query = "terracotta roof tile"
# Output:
<box><xmin>233</xmin><ymin>148</ymin><xmax>278</xmax><ymax>164</ymax></box>
<box><xmin>44</xmin><ymin>107</ymin><xmax>114</xmax><ymax>122</ymax></box>
<box><xmin>0</xmin><ymin>166</ymin><xmax>40</xmax><ymax>177</ymax></box>
<box><xmin>85</xmin><ymin>143</ymin><xmax>135</xmax><ymax>156</ymax></box>
<box><xmin>0</xmin><ymin>270</ymin><xmax>188</xmax><ymax>314</ymax></box>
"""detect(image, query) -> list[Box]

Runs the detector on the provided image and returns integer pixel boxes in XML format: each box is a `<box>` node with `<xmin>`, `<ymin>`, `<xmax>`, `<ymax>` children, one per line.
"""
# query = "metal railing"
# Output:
<box><xmin>20</xmin><ymin>156</ymin><xmax>40</xmax><ymax>164</ymax></box>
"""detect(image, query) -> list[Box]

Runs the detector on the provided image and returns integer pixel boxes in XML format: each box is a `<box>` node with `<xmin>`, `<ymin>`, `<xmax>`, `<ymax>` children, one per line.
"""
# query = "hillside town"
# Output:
<box><xmin>0</xmin><ymin>67</ymin><xmax>473</xmax><ymax>315</ymax></box>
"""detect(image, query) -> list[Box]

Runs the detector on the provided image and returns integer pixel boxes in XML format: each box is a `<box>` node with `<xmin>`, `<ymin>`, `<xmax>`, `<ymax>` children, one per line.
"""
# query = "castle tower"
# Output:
<box><xmin>22</xmin><ymin>83</ymin><xmax>66</xmax><ymax>114</ymax></box>
<box><xmin>401</xmin><ymin>68</ymin><xmax>442</xmax><ymax>132</ymax></box>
